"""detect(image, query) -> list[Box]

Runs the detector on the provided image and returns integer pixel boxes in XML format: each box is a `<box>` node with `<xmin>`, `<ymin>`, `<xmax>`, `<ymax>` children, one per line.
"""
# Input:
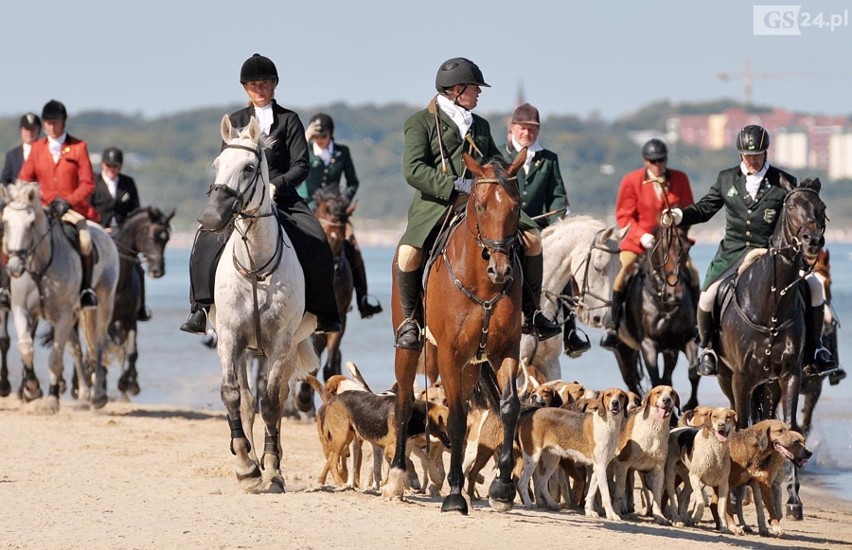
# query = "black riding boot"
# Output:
<box><xmin>689</xmin><ymin>285</ymin><xmax>701</xmax><ymax>341</ymax></box>
<box><xmin>599</xmin><ymin>289</ymin><xmax>624</xmax><ymax>351</ymax></box>
<box><xmin>180</xmin><ymin>305</ymin><xmax>209</xmax><ymax>335</ymax></box>
<box><xmin>347</xmin><ymin>241</ymin><xmax>382</xmax><ymax>319</ymax></box>
<box><xmin>561</xmin><ymin>284</ymin><xmax>590</xmax><ymax>357</ymax></box>
<box><xmin>697</xmin><ymin>309</ymin><xmax>718</xmax><ymax>376</ymax></box>
<box><xmin>522</xmin><ymin>254</ymin><xmax>561</xmax><ymax>341</ymax></box>
<box><xmin>80</xmin><ymin>252</ymin><xmax>97</xmax><ymax>308</ymax></box>
<box><xmin>803</xmin><ymin>303</ymin><xmax>837</xmax><ymax>376</ymax></box>
<box><xmin>395</xmin><ymin>267</ymin><xmax>423</xmax><ymax>351</ymax></box>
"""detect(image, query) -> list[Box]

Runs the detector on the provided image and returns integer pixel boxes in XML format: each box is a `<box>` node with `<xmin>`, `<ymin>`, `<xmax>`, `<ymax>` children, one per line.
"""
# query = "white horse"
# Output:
<box><xmin>198</xmin><ymin>115</ymin><xmax>318</xmax><ymax>493</ymax></box>
<box><xmin>520</xmin><ymin>216</ymin><xmax>627</xmax><ymax>381</ymax></box>
<box><xmin>1</xmin><ymin>181</ymin><xmax>119</xmax><ymax>411</ymax></box>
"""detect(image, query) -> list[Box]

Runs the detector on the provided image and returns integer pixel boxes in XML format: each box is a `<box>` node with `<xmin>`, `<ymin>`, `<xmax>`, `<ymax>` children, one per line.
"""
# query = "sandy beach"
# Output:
<box><xmin>2</xmin><ymin>398</ymin><xmax>850</xmax><ymax>550</ymax></box>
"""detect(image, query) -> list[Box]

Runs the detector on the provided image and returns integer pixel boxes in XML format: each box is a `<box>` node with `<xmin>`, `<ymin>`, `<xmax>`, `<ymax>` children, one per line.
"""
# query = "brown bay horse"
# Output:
<box><xmin>385</xmin><ymin>152</ymin><xmax>526</xmax><ymax>514</ymax></box>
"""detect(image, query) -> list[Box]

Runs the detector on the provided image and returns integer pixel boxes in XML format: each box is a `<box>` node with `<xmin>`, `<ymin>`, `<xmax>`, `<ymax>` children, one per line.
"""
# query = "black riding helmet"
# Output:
<box><xmin>435</xmin><ymin>57</ymin><xmax>490</xmax><ymax>92</ymax></box>
<box><xmin>42</xmin><ymin>99</ymin><xmax>68</xmax><ymax>120</ymax></box>
<box><xmin>642</xmin><ymin>139</ymin><xmax>668</xmax><ymax>161</ymax></box>
<box><xmin>310</xmin><ymin>113</ymin><xmax>334</xmax><ymax>137</ymax></box>
<box><xmin>102</xmin><ymin>147</ymin><xmax>123</xmax><ymax>167</ymax></box>
<box><xmin>240</xmin><ymin>53</ymin><xmax>278</xmax><ymax>83</ymax></box>
<box><xmin>737</xmin><ymin>125</ymin><xmax>770</xmax><ymax>154</ymax></box>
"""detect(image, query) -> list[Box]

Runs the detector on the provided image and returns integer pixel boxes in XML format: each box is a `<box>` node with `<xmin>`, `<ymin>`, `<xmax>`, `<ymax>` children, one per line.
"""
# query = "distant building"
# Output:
<box><xmin>667</xmin><ymin>108</ymin><xmax>851</xmax><ymax>179</ymax></box>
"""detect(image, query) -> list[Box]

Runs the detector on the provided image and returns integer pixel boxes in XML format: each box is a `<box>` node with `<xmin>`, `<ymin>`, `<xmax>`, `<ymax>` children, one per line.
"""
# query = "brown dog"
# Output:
<box><xmin>719</xmin><ymin>419</ymin><xmax>812</xmax><ymax>537</ymax></box>
<box><xmin>612</xmin><ymin>385</ymin><xmax>679</xmax><ymax>525</ymax></box>
<box><xmin>665</xmin><ymin>407</ymin><xmax>741</xmax><ymax>535</ymax></box>
<box><xmin>517</xmin><ymin>388</ymin><xmax>628</xmax><ymax>519</ymax></box>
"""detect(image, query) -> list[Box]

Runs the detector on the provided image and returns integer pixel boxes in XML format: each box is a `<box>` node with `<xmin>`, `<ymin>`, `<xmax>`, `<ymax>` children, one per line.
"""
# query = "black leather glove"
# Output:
<box><xmin>51</xmin><ymin>197</ymin><xmax>71</xmax><ymax>217</ymax></box>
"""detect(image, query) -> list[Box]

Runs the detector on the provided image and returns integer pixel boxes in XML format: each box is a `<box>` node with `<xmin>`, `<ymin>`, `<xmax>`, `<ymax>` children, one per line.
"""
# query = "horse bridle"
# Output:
<box><xmin>208</xmin><ymin>143</ymin><xmax>269</xmax><ymax>220</ymax></box>
<box><xmin>4</xmin><ymin>201</ymin><xmax>55</xmax><ymax>280</ymax></box>
<box><xmin>465</xmin><ymin>177</ymin><xmax>520</xmax><ymax>260</ymax></box>
<box><xmin>573</xmin><ymin>228</ymin><xmax>621</xmax><ymax>310</ymax></box>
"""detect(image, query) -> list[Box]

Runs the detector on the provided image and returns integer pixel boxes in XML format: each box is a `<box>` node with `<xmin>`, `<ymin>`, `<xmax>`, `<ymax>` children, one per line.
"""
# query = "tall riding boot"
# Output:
<box><xmin>599</xmin><ymin>289</ymin><xmax>624</xmax><ymax>351</ymax></box>
<box><xmin>689</xmin><ymin>285</ymin><xmax>701</xmax><ymax>341</ymax></box>
<box><xmin>522</xmin><ymin>254</ymin><xmax>561</xmax><ymax>341</ymax></box>
<box><xmin>804</xmin><ymin>303</ymin><xmax>837</xmax><ymax>375</ymax></box>
<box><xmin>80</xmin><ymin>253</ymin><xmax>98</xmax><ymax>308</ymax></box>
<box><xmin>696</xmin><ymin>309</ymin><xmax>718</xmax><ymax>376</ymax></box>
<box><xmin>561</xmin><ymin>283</ymin><xmax>590</xmax><ymax>358</ymax></box>
<box><xmin>395</xmin><ymin>267</ymin><xmax>423</xmax><ymax>351</ymax></box>
<box><xmin>347</xmin><ymin>241</ymin><xmax>382</xmax><ymax>319</ymax></box>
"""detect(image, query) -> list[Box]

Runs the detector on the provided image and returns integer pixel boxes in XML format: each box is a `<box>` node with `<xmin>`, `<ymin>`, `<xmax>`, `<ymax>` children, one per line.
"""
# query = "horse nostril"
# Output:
<box><xmin>593</xmin><ymin>315</ymin><xmax>600</xmax><ymax>323</ymax></box>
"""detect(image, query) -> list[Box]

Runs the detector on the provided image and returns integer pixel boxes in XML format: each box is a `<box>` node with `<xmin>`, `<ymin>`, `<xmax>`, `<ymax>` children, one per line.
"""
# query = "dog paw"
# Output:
<box><xmin>585</xmin><ymin>509</ymin><xmax>602</xmax><ymax>519</ymax></box>
<box><xmin>769</xmin><ymin>526</ymin><xmax>784</xmax><ymax>538</ymax></box>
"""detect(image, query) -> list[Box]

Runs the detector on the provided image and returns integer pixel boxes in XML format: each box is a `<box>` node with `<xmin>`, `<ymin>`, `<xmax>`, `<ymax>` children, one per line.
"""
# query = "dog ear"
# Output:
<box><xmin>703</xmin><ymin>409</ymin><xmax>714</xmax><ymax>430</ymax></box>
<box><xmin>758</xmin><ymin>425</ymin><xmax>770</xmax><ymax>451</ymax></box>
<box><xmin>620</xmin><ymin>392</ymin><xmax>628</xmax><ymax>412</ymax></box>
<box><xmin>550</xmin><ymin>391</ymin><xmax>564</xmax><ymax>408</ymax></box>
<box><xmin>671</xmin><ymin>388</ymin><xmax>681</xmax><ymax>412</ymax></box>
<box><xmin>641</xmin><ymin>390</ymin><xmax>653</xmax><ymax>420</ymax></box>
<box><xmin>596</xmin><ymin>395</ymin><xmax>606</xmax><ymax>418</ymax></box>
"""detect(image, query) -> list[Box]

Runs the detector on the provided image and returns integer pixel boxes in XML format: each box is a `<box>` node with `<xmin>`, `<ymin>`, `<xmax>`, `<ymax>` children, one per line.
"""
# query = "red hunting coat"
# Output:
<box><xmin>18</xmin><ymin>135</ymin><xmax>100</xmax><ymax>222</ymax></box>
<box><xmin>615</xmin><ymin>167</ymin><xmax>693</xmax><ymax>255</ymax></box>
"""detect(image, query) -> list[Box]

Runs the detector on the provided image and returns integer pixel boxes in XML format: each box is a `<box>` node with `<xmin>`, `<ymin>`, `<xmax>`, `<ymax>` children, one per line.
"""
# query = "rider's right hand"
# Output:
<box><xmin>661</xmin><ymin>208</ymin><xmax>683</xmax><ymax>227</ymax></box>
<box><xmin>453</xmin><ymin>177</ymin><xmax>474</xmax><ymax>194</ymax></box>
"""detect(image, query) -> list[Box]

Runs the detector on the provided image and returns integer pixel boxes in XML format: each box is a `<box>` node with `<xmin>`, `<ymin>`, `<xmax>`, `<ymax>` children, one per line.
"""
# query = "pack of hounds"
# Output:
<box><xmin>306</xmin><ymin>360</ymin><xmax>812</xmax><ymax>538</ymax></box>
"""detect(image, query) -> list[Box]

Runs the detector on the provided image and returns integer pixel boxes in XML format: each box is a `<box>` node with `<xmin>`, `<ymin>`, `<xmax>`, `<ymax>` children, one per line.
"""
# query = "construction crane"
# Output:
<box><xmin>716</xmin><ymin>60</ymin><xmax>852</xmax><ymax>106</ymax></box>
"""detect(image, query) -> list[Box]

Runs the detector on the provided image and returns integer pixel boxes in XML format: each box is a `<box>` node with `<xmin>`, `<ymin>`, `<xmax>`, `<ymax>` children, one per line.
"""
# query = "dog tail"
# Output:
<box><xmin>470</xmin><ymin>362</ymin><xmax>501</xmax><ymax>414</ymax></box>
<box><xmin>304</xmin><ymin>374</ymin><xmax>326</xmax><ymax>402</ymax></box>
<box><xmin>345</xmin><ymin>361</ymin><xmax>373</xmax><ymax>393</ymax></box>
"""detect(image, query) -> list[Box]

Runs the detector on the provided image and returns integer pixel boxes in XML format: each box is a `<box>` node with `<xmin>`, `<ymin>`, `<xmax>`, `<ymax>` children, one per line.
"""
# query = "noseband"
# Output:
<box><xmin>208</xmin><ymin>143</ymin><xmax>267</xmax><ymax>219</ymax></box>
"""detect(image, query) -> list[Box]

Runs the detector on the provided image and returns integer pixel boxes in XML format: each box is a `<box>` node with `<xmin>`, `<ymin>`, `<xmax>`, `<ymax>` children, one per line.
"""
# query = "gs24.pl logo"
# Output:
<box><xmin>754</xmin><ymin>5</ymin><xmax>849</xmax><ymax>35</ymax></box>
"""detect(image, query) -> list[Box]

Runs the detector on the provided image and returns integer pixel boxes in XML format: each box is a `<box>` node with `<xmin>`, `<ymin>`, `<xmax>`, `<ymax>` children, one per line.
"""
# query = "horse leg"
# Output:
<box><xmin>66</xmin><ymin>326</ymin><xmax>88</xmax><ymax>402</ymax></box>
<box><xmin>779</xmin><ymin>372</ymin><xmax>804</xmax><ymax>520</ymax></box>
<box><xmin>436</xmin><ymin>351</ymin><xmax>472</xmax><ymax>514</ymax></box>
<box><xmin>731</xmin><ymin>370</ymin><xmax>752</xmax><ymax>430</ymax></box>
<box><xmin>0</xmin><ymin>310</ymin><xmax>11</xmax><ymax>397</ymax></box>
<box><xmin>641</xmin><ymin>342</ymin><xmax>661</xmax><ymax>388</ymax></box>
<box><xmin>14</xmin><ymin>312</ymin><xmax>41</xmax><ymax>402</ymax></box>
<box><xmin>219</xmin><ymin>336</ymin><xmax>260</xmax><ymax>491</ymax></box>
<box><xmin>238</xmin><ymin>352</ymin><xmax>258</xmax><ymax>464</ymax></box>
<box><xmin>257</xmin><ymin>352</ymin><xmax>287</xmax><ymax>493</ymax></box>
<box><xmin>323</xmin><ymin>332</ymin><xmax>343</xmax><ymax>381</ymax></box>
<box><xmin>79</xmin><ymin>310</ymin><xmax>108</xmax><ymax>409</ymax></box>
<box><xmin>489</xmin><ymin>356</ymin><xmax>520</xmax><ymax>513</ymax></box>
<box><xmin>661</xmin><ymin>350</ymin><xmax>679</xmax><ymax>388</ymax></box>
<box><xmin>615</xmin><ymin>344</ymin><xmax>642</xmax><ymax>396</ymax></box>
<box><xmin>683</xmin><ymin>339</ymin><xmax>701</xmax><ymax>411</ymax></box>
<box><xmin>383</xmin><ymin>347</ymin><xmax>419</xmax><ymax>500</ymax></box>
<box><xmin>45</xmin><ymin>319</ymin><xmax>75</xmax><ymax>413</ymax></box>
<box><xmin>800</xmin><ymin>377</ymin><xmax>821</xmax><ymax>437</ymax></box>
<box><xmin>118</xmin><ymin>326</ymin><xmax>140</xmax><ymax>397</ymax></box>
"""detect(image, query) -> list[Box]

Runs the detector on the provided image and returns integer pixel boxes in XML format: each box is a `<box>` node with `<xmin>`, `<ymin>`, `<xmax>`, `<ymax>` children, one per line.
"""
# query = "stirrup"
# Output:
<box><xmin>395</xmin><ymin>318</ymin><xmax>423</xmax><ymax>351</ymax></box>
<box><xmin>0</xmin><ymin>289</ymin><xmax>9</xmax><ymax>310</ymax></box>
<box><xmin>180</xmin><ymin>308</ymin><xmax>208</xmax><ymax>335</ymax></box>
<box><xmin>563</xmin><ymin>328</ymin><xmax>591</xmax><ymax>358</ymax></box>
<box><xmin>358</xmin><ymin>296</ymin><xmax>383</xmax><ymax>319</ymax></box>
<box><xmin>697</xmin><ymin>348</ymin><xmax>718</xmax><ymax>376</ymax></box>
<box><xmin>803</xmin><ymin>347</ymin><xmax>838</xmax><ymax>377</ymax></box>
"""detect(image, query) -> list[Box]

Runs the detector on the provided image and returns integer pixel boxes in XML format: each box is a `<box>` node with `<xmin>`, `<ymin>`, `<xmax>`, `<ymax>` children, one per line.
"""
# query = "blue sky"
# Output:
<box><xmin>2</xmin><ymin>0</ymin><xmax>851</xmax><ymax>120</ymax></box>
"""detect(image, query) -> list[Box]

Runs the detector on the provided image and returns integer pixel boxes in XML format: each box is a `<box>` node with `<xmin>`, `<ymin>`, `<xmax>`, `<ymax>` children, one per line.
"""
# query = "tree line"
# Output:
<box><xmin>1</xmin><ymin>99</ymin><xmax>849</xmax><ymax>232</ymax></box>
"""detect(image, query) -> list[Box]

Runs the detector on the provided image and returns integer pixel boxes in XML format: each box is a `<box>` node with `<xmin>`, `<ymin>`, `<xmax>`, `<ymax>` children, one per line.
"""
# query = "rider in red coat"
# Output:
<box><xmin>600</xmin><ymin>139</ymin><xmax>700</xmax><ymax>349</ymax></box>
<box><xmin>18</xmin><ymin>100</ymin><xmax>99</xmax><ymax>308</ymax></box>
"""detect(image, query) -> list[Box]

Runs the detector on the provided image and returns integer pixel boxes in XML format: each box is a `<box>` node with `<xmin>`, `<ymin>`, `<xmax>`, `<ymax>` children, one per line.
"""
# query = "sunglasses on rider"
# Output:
<box><xmin>649</xmin><ymin>158</ymin><xmax>667</xmax><ymax>164</ymax></box>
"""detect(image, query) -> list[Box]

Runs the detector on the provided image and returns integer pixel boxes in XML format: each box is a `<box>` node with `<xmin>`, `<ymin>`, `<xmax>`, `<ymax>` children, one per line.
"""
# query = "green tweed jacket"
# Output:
<box><xmin>297</xmin><ymin>142</ymin><xmax>359</xmax><ymax>209</ymax></box>
<box><xmin>680</xmin><ymin>164</ymin><xmax>796</xmax><ymax>288</ymax></box>
<box><xmin>504</xmin><ymin>144</ymin><xmax>568</xmax><ymax>228</ymax></box>
<box><xmin>400</xmin><ymin>99</ymin><xmax>535</xmax><ymax>248</ymax></box>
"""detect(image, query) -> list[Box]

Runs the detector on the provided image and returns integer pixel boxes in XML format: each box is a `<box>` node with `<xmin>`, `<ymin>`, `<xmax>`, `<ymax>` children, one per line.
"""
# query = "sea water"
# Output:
<box><xmin>4</xmin><ymin>243</ymin><xmax>850</xmax><ymax>499</ymax></box>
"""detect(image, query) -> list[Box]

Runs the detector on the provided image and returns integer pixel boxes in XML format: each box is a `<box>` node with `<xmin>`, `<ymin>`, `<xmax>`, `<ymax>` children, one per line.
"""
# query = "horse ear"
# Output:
<box><xmin>166</xmin><ymin>208</ymin><xmax>176</xmax><ymax>223</ymax></box>
<box><xmin>220</xmin><ymin>115</ymin><xmax>234</xmax><ymax>143</ymax></box>
<box><xmin>799</xmin><ymin>177</ymin><xmax>822</xmax><ymax>194</ymax></box>
<box><xmin>507</xmin><ymin>147</ymin><xmax>527</xmax><ymax>178</ymax></box>
<box><xmin>779</xmin><ymin>174</ymin><xmax>794</xmax><ymax>191</ymax></box>
<box><xmin>462</xmin><ymin>152</ymin><xmax>483</xmax><ymax>177</ymax></box>
<box><xmin>247</xmin><ymin>116</ymin><xmax>261</xmax><ymax>143</ymax></box>
<box><xmin>346</xmin><ymin>199</ymin><xmax>357</xmax><ymax>217</ymax></box>
<box><xmin>26</xmin><ymin>183</ymin><xmax>40</xmax><ymax>205</ymax></box>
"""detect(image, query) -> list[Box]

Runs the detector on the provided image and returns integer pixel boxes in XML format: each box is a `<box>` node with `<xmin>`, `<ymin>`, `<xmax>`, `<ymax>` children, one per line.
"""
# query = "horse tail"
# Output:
<box><xmin>470</xmin><ymin>362</ymin><xmax>501</xmax><ymax>414</ymax></box>
<box><xmin>37</xmin><ymin>325</ymin><xmax>55</xmax><ymax>348</ymax></box>
<box><xmin>294</xmin><ymin>337</ymin><xmax>320</xmax><ymax>382</ymax></box>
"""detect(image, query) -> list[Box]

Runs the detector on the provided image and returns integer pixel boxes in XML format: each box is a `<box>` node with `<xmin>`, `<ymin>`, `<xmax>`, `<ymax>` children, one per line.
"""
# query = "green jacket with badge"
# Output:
<box><xmin>400</xmin><ymin>98</ymin><xmax>536</xmax><ymax>248</ymax></box>
<box><xmin>297</xmin><ymin>142</ymin><xmax>359</xmax><ymax>209</ymax></box>
<box><xmin>680</xmin><ymin>164</ymin><xmax>796</xmax><ymax>289</ymax></box>
<box><xmin>504</xmin><ymin>144</ymin><xmax>568</xmax><ymax>228</ymax></box>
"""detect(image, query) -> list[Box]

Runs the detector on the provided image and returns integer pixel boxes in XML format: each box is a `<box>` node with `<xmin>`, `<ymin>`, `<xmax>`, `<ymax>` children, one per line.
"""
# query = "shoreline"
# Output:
<box><xmin>168</xmin><ymin>224</ymin><xmax>852</xmax><ymax>250</ymax></box>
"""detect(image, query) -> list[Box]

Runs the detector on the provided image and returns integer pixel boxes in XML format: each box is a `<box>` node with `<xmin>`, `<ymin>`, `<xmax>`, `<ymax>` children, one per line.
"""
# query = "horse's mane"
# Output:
<box><xmin>6</xmin><ymin>180</ymin><xmax>40</xmax><ymax>209</ymax></box>
<box><xmin>482</xmin><ymin>156</ymin><xmax>521</xmax><ymax>197</ymax></box>
<box><xmin>541</xmin><ymin>215</ymin><xmax>604</xmax><ymax>239</ymax></box>
<box><xmin>738</xmin><ymin>248</ymin><xmax>769</xmax><ymax>275</ymax></box>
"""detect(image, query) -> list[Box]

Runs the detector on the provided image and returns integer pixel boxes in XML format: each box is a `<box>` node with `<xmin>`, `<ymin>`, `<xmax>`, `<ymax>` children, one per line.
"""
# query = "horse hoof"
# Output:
<box><xmin>785</xmin><ymin>503</ymin><xmax>803</xmax><ymax>521</ymax></box>
<box><xmin>91</xmin><ymin>393</ymin><xmax>108</xmax><ymax>410</ymax></box>
<box><xmin>127</xmin><ymin>382</ymin><xmax>140</xmax><ymax>396</ymax></box>
<box><xmin>441</xmin><ymin>494</ymin><xmax>469</xmax><ymax>515</ymax></box>
<box><xmin>488</xmin><ymin>478</ymin><xmax>515</xmax><ymax>512</ymax></box>
<box><xmin>22</xmin><ymin>385</ymin><xmax>43</xmax><ymax>402</ymax></box>
<box><xmin>0</xmin><ymin>379</ymin><xmax>10</xmax><ymax>397</ymax></box>
<box><xmin>265</xmin><ymin>476</ymin><xmax>285</xmax><ymax>494</ymax></box>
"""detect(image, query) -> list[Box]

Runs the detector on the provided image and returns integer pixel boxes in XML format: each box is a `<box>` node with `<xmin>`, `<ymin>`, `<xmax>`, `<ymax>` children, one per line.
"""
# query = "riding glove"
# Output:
<box><xmin>661</xmin><ymin>208</ymin><xmax>683</xmax><ymax>227</ymax></box>
<box><xmin>453</xmin><ymin>177</ymin><xmax>474</xmax><ymax>194</ymax></box>
<box><xmin>51</xmin><ymin>197</ymin><xmax>71</xmax><ymax>218</ymax></box>
<box><xmin>640</xmin><ymin>233</ymin><xmax>656</xmax><ymax>249</ymax></box>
